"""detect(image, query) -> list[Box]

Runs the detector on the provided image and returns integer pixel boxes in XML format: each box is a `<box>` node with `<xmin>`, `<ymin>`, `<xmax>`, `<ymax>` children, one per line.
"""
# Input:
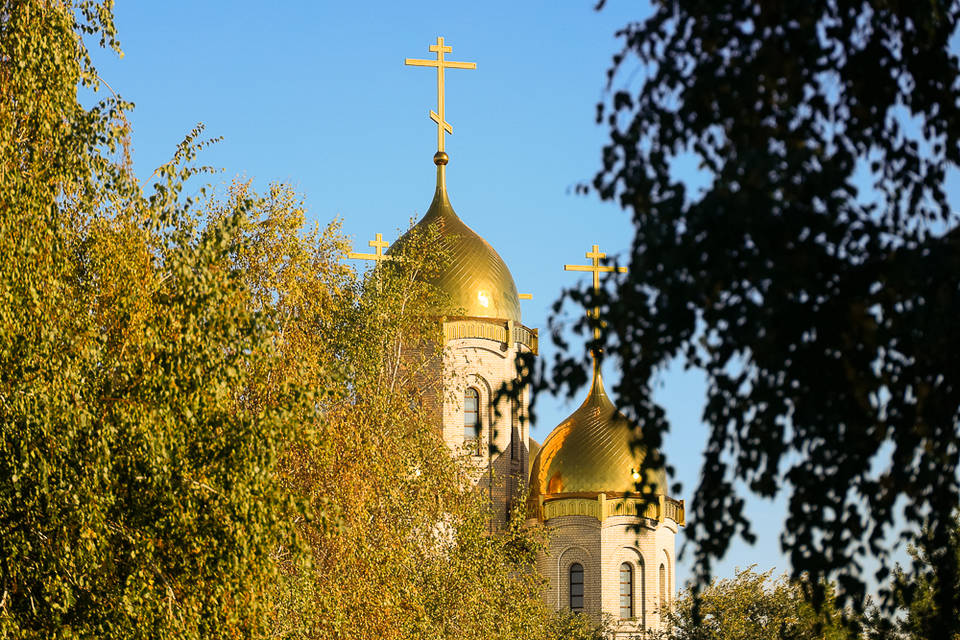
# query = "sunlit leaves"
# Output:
<box><xmin>0</xmin><ymin>3</ymin><xmax>297</xmax><ymax>637</ymax></box>
<box><xmin>656</xmin><ymin>568</ymin><xmax>852</xmax><ymax>640</ymax></box>
<box><xmin>225</xmin><ymin>186</ymin><xmax>595</xmax><ymax>640</ymax></box>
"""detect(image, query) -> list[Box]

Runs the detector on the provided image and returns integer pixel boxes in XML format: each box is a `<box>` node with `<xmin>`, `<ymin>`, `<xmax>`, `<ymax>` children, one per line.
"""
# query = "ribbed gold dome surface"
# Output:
<box><xmin>529</xmin><ymin>362</ymin><xmax>666</xmax><ymax>503</ymax></box>
<box><xmin>394</xmin><ymin>170</ymin><xmax>522</xmax><ymax>323</ymax></box>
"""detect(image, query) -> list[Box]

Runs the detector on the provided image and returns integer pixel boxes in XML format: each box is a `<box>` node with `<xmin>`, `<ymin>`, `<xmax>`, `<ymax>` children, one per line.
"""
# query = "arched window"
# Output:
<box><xmin>620</xmin><ymin>562</ymin><xmax>633</xmax><ymax>619</ymax></box>
<box><xmin>463</xmin><ymin>388</ymin><xmax>480</xmax><ymax>452</ymax></box>
<box><xmin>659</xmin><ymin>563</ymin><xmax>667</xmax><ymax>610</ymax></box>
<box><xmin>569</xmin><ymin>563</ymin><xmax>584</xmax><ymax>611</ymax></box>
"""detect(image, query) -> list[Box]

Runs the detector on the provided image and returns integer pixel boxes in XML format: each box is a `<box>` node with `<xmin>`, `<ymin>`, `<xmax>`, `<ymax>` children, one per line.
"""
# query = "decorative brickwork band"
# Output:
<box><xmin>443</xmin><ymin>317</ymin><xmax>538</xmax><ymax>354</ymax></box>
<box><xmin>540</xmin><ymin>493</ymin><xmax>685</xmax><ymax>526</ymax></box>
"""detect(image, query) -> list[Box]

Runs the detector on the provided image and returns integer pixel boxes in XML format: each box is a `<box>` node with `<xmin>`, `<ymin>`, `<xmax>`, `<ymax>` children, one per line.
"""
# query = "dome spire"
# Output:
<box><xmin>395</xmin><ymin>37</ymin><xmax>522</xmax><ymax>322</ymax></box>
<box><xmin>525</xmin><ymin>244</ymin><xmax>664</xmax><ymax>503</ymax></box>
<box><xmin>433</xmin><ymin>150</ymin><xmax>449</xmax><ymax>201</ymax></box>
<box><xmin>586</xmin><ymin>347</ymin><xmax>607</xmax><ymax>402</ymax></box>
<box><xmin>562</xmin><ymin>242</ymin><xmax>629</xmax><ymax>408</ymax></box>
<box><xmin>405</xmin><ymin>35</ymin><xmax>476</xmax><ymax>187</ymax></box>
<box><xmin>563</xmin><ymin>244</ymin><xmax>628</xmax><ymax>342</ymax></box>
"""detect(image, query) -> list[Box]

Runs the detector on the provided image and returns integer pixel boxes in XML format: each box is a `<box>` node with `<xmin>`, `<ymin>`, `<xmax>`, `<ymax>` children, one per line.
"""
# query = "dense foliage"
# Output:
<box><xmin>207</xmin><ymin>182</ymin><xmax>603</xmax><ymax>640</ymax></box>
<box><xmin>0</xmin><ymin>3</ymin><xmax>605</xmax><ymax>639</ymax></box>
<box><xmin>655</xmin><ymin>568</ymin><xmax>851</xmax><ymax>640</ymax></box>
<box><xmin>1</xmin><ymin>2</ymin><xmax>301</xmax><ymax>637</ymax></box>
<box><xmin>891</xmin><ymin>514</ymin><xmax>960</xmax><ymax>640</ymax></box>
<box><xmin>566</xmin><ymin>1</ymin><xmax>960</xmax><ymax>636</ymax></box>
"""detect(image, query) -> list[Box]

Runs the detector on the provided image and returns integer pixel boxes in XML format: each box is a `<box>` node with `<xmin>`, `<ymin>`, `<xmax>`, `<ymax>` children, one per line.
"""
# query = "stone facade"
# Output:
<box><xmin>440</xmin><ymin>318</ymin><xmax>534</xmax><ymax>529</ymax></box>
<box><xmin>435</xmin><ymin>316</ymin><xmax>682</xmax><ymax>636</ymax></box>
<box><xmin>536</xmin><ymin>502</ymin><xmax>681</xmax><ymax>635</ymax></box>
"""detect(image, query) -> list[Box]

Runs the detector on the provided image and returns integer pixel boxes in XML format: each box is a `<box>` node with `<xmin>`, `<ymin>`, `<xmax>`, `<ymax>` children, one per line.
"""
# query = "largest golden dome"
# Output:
<box><xmin>393</xmin><ymin>160</ymin><xmax>522</xmax><ymax>323</ymax></box>
<box><xmin>529</xmin><ymin>361</ymin><xmax>666</xmax><ymax>504</ymax></box>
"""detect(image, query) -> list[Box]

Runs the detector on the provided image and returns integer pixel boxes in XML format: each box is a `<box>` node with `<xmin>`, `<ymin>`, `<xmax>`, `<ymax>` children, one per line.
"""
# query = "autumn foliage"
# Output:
<box><xmin>0</xmin><ymin>3</ymin><xmax>600</xmax><ymax>639</ymax></box>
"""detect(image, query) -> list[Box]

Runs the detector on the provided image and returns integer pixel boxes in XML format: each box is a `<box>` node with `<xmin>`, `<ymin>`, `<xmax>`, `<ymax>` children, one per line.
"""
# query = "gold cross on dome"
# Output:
<box><xmin>405</xmin><ymin>36</ymin><xmax>476</xmax><ymax>153</ymax></box>
<box><xmin>347</xmin><ymin>232</ymin><xmax>393</xmax><ymax>262</ymax></box>
<box><xmin>563</xmin><ymin>244</ymin><xmax>628</xmax><ymax>339</ymax></box>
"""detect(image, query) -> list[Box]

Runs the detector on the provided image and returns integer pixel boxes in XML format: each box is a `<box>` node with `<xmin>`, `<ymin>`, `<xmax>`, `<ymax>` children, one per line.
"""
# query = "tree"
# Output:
<box><xmin>565</xmin><ymin>2</ymin><xmax>960</xmax><ymax>637</ymax></box>
<box><xmin>892</xmin><ymin>513</ymin><xmax>960</xmax><ymax>640</ymax></box>
<box><xmin>205</xmin><ymin>180</ymin><xmax>609</xmax><ymax>640</ymax></box>
<box><xmin>1</xmin><ymin>3</ymin><xmax>607</xmax><ymax>638</ymax></box>
<box><xmin>655</xmin><ymin>567</ymin><xmax>851</xmax><ymax>640</ymax></box>
<box><xmin>1</xmin><ymin>3</ymin><xmax>303</xmax><ymax>637</ymax></box>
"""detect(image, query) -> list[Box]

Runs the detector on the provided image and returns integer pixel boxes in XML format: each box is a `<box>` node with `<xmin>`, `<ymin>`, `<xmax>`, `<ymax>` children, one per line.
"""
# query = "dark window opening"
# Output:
<box><xmin>659</xmin><ymin>563</ymin><xmax>667</xmax><ymax>610</ymax></box>
<box><xmin>620</xmin><ymin>562</ymin><xmax>633</xmax><ymax>619</ymax></box>
<box><xmin>510</xmin><ymin>395</ymin><xmax>520</xmax><ymax>460</ymax></box>
<box><xmin>464</xmin><ymin>388</ymin><xmax>480</xmax><ymax>454</ymax></box>
<box><xmin>569</xmin><ymin>563</ymin><xmax>584</xmax><ymax>611</ymax></box>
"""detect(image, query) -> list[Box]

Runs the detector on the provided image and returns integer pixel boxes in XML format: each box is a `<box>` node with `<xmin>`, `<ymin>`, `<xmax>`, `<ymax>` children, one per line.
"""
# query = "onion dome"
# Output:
<box><xmin>529</xmin><ymin>359</ymin><xmax>666</xmax><ymax>505</ymax></box>
<box><xmin>392</xmin><ymin>152</ymin><xmax>522</xmax><ymax>323</ymax></box>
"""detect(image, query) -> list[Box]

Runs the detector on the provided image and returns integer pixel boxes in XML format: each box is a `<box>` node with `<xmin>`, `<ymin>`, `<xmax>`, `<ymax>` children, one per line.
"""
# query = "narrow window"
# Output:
<box><xmin>569</xmin><ymin>563</ymin><xmax>584</xmax><ymax>611</ymax></box>
<box><xmin>464</xmin><ymin>388</ymin><xmax>480</xmax><ymax>452</ymax></box>
<box><xmin>510</xmin><ymin>395</ymin><xmax>520</xmax><ymax>460</ymax></box>
<box><xmin>620</xmin><ymin>562</ymin><xmax>633</xmax><ymax>619</ymax></box>
<box><xmin>659</xmin><ymin>563</ymin><xmax>667</xmax><ymax>610</ymax></box>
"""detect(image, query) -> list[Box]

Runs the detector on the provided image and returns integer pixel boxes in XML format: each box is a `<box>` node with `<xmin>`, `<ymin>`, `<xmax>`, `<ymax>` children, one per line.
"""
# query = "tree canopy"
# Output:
<box><xmin>209</xmin><ymin>181</ymin><xmax>601</xmax><ymax>640</ymax></box>
<box><xmin>574</xmin><ymin>1</ymin><xmax>960</xmax><ymax>637</ymax></box>
<box><xmin>2</xmin><ymin>3</ymin><xmax>301</xmax><ymax>636</ymax></box>
<box><xmin>0</xmin><ymin>3</ymin><xmax>608</xmax><ymax>639</ymax></box>
<box><xmin>891</xmin><ymin>513</ymin><xmax>960</xmax><ymax>640</ymax></box>
<box><xmin>656</xmin><ymin>567</ymin><xmax>851</xmax><ymax>640</ymax></box>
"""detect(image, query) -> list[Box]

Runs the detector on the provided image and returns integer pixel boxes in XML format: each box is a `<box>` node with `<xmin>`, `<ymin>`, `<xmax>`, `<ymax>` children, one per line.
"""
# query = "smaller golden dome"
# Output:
<box><xmin>529</xmin><ymin>361</ymin><xmax>666</xmax><ymax>504</ymax></box>
<box><xmin>393</xmin><ymin>162</ymin><xmax>522</xmax><ymax>322</ymax></box>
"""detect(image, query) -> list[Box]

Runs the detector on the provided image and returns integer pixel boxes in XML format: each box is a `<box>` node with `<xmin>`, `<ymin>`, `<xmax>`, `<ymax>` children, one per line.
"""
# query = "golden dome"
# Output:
<box><xmin>393</xmin><ymin>163</ymin><xmax>522</xmax><ymax>323</ymax></box>
<box><xmin>529</xmin><ymin>361</ymin><xmax>666</xmax><ymax>503</ymax></box>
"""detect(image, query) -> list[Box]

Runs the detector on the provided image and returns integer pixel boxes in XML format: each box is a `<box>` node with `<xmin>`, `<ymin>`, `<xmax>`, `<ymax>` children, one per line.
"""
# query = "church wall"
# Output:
<box><xmin>599</xmin><ymin>516</ymin><xmax>664</xmax><ymax>631</ymax></box>
<box><xmin>538</xmin><ymin>515</ymin><xmax>603</xmax><ymax>615</ymax></box>
<box><xmin>442</xmin><ymin>335</ymin><xmax>531</xmax><ymax>529</ymax></box>
<box><xmin>653</xmin><ymin>519</ymin><xmax>678</xmax><ymax>623</ymax></box>
<box><xmin>540</xmin><ymin>511</ymin><xmax>679</xmax><ymax>635</ymax></box>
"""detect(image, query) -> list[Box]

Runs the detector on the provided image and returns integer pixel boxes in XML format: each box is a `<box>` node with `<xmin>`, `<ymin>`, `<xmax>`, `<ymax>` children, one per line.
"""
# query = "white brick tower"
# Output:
<box><xmin>528</xmin><ymin>358</ymin><xmax>685</xmax><ymax>634</ymax></box>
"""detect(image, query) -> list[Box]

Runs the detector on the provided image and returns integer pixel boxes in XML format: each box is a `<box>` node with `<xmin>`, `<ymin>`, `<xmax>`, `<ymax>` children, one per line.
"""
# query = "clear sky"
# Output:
<box><xmin>87</xmin><ymin>0</ymin><xmax>898</xmax><ymax>590</ymax></box>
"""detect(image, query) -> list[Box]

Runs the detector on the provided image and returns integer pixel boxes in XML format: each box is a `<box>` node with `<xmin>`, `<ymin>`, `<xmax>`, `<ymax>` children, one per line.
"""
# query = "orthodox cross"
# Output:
<box><xmin>347</xmin><ymin>232</ymin><xmax>392</xmax><ymax>263</ymax></box>
<box><xmin>405</xmin><ymin>36</ymin><xmax>476</xmax><ymax>153</ymax></box>
<box><xmin>563</xmin><ymin>244</ymin><xmax>627</xmax><ymax>339</ymax></box>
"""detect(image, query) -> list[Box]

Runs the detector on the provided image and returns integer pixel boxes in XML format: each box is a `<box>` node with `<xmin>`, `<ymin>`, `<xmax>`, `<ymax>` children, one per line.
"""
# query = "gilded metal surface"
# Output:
<box><xmin>511</xmin><ymin>323</ymin><xmax>538</xmax><ymax>354</ymax></box>
<box><xmin>563</xmin><ymin>243</ymin><xmax>628</xmax><ymax>339</ymax></box>
<box><xmin>394</xmin><ymin>166</ymin><xmax>523</xmax><ymax>322</ymax></box>
<box><xmin>443</xmin><ymin>318</ymin><xmax>538</xmax><ymax>353</ymax></box>
<box><xmin>544</xmin><ymin>498</ymin><xmax>599</xmax><ymax>520</ymax></box>
<box><xmin>540</xmin><ymin>494</ymin><xmax>685</xmax><ymax>525</ymax></box>
<box><xmin>347</xmin><ymin>232</ymin><xmax>392</xmax><ymax>262</ymax></box>
<box><xmin>529</xmin><ymin>360</ymin><xmax>667</xmax><ymax>506</ymax></box>
<box><xmin>529</xmin><ymin>243</ymin><xmax>679</xmax><ymax>522</ymax></box>
<box><xmin>405</xmin><ymin>36</ymin><xmax>476</xmax><ymax>153</ymax></box>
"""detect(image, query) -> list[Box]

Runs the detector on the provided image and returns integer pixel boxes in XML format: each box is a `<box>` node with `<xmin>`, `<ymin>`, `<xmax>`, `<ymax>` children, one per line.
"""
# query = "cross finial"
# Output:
<box><xmin>563</xmin><ymin>243</ymin><xmax>628</xmax><ymax>340</ymax></box>
<box><xmin>347</xmin><ymin>232</ymin><xmax>393</xmax><ymax>263</ymax></box>
<box><xmin>405</xmin><ymin>36</ymin><xmax>476</xmax><ymax>155</ymax></box>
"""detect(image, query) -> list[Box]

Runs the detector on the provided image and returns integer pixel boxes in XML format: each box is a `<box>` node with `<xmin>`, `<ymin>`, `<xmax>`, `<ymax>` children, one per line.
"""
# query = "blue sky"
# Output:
<box><xmin>87</xmin><ymin>0</ymin><xmax>912</xmax><ymax>590</ymax></box>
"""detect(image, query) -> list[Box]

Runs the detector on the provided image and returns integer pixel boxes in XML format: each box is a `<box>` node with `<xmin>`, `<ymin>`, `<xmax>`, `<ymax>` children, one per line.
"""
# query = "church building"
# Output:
<box><xmin>353</xmin><ymin>36</ymin><xmax>685</xmax><ymax>636</ymax></box>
